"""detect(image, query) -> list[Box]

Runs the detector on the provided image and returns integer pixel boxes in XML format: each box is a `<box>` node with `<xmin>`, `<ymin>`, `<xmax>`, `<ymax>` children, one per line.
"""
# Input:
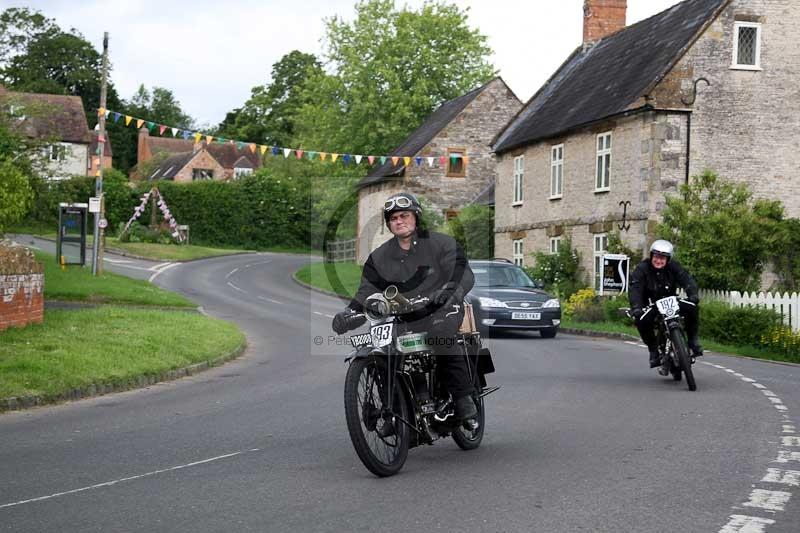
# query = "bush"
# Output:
<box><xmin>444</xmin><ymin>204</ymin><xmax>494</xmax><ymax>259</ymax></box>
<box><xmin>563</xmin><ymin>287</ymin><xmax>596</xmax><ymax>319</ymax></box>
<box><xmin>529</xmin><ymin>237</ymin><xmax>584</xmax><ymax>299</ymax></box>
<box><xmin>121</xmin><ymin>222</ymin><xmax>173</xmax><ymax>244</ymax></box>
<box><xmin>572</xmin><ymin>303</ymin><xmax>605</xmax><ymax>323</ymax></box>
<box><xmin>699</xmin><ymin>300</ymin><xmax>783</xmax><ymax>347</ymax></box>
<box><xmin>601</xmin><ymin>294</ymin><xmax>633</xmax><ymax>325</ymax></box>
<box><xmin>759</xmin><ymin>325</ymin><xmax>800</xmax><ymax>362</ymax></box>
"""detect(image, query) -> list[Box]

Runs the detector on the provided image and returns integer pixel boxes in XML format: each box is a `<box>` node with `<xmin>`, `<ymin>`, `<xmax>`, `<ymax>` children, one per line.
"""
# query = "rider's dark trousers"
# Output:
<box><xmin>410</xmin><ymin>303</ymin><xmax>473</xmax><ymax>398</ymax></box>
<box><xmin>635</xmin><ymin>300</ymin><xmax>699</xmax><ymax>349</ymax></box>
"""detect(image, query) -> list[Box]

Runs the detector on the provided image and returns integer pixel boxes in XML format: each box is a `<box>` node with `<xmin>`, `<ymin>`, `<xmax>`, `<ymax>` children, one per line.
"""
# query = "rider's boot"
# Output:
<box><xmin>454</xmin><ymin>395</ymin><xmax>477</xmax><ymax>420</ymax></box>
<box><xmin>688</xmin><ymin>336</ymin><xmax>703</xmax><ymax>357</ymax></box>
<box><xmin>648</xmin><ymin>346</ymin><xmax>661</xmax><ymax>368</ymax></box>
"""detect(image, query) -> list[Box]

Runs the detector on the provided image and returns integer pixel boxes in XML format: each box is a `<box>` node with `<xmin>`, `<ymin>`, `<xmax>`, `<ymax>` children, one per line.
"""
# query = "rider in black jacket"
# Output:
<box><xmin>629</xmin><ymin>240</ymin><xmax>702</xmax><ymax>368</ymax></box>
<box><xmin>331</xmin><ymin>192</ymin><xmax>477</xmax><ymax>420</ymax></box>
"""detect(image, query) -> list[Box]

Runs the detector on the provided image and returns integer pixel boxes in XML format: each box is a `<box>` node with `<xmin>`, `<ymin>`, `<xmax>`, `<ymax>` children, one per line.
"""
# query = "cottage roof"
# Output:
<box><xmin>1</xmin><ymin>91</ymin><xmax>91</xmax><ymax>144</ymax></box>
<box><xmin>146</xmin><ymin>134</ymin><xmax>260</xmax><ymax>170</ymax></box>
<box><xmin>359</xmin><ymin>78</ymin><xmax>504</xmax><ymax>188</ymax></box>
<box><xmin>493</xmin><ymin>0</ymin><xmax>729</xmax><ymax>153</ymax></box>
<box><xmin>149</xmin><ymin>151</ymin><xmax>196</xmax><ymax>180</ymax></box>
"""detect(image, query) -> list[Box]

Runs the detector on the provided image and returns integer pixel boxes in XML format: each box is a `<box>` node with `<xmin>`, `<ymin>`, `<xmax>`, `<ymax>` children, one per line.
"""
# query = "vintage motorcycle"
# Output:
<box><xmin>629</xmin><ymin>296</ymin><xmax>697</xmax><ymax>391</ymax></box>
<box><xmin>342</xmin><ymin>285</ymin><xmax>498</xmax><ymax>477</ymax></box>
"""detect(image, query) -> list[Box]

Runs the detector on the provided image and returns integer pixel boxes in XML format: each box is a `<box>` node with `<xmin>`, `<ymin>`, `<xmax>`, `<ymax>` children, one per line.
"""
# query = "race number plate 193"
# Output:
<box><xmin>370</xmin><ymin>323</ymin><xmax>394</xmax><ymax>347</ymax></box>
<box><xmin>655</xmin><ymin>296</ymin><xmax>680</xmax><ymax>317</ymax></box>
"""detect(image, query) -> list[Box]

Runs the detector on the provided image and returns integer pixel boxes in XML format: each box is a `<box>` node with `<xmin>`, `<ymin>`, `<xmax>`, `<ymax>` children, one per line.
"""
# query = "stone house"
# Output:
<box><xmin>0</xmin><ymin>86</ymin><xmax>111</xmax><ymax>179</ymax></box>
<box><xmin>356</xmin><ymin>77</ymin><xmax>522</xmax><ymax>263</ymax></box>
<box><xmin>136</xmin><ymin>128</ymin><xmax>261</xmax><ymax>181</ymax></box>
<box><xmin>492</xmin><ymin>0</ymin><xmax>800</xmax><ymax>289</ymax></box>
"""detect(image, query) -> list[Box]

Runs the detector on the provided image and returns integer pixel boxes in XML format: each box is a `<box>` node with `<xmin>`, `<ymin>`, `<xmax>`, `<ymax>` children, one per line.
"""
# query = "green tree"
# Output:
<box><xmin>295</xmin><ymin>0</ymin><xmax>495</xmax><ymax>155</ymax></box>
<box><xmin>0</xmin><ymin>111</ymin><xmax>36</xmax><ymax>234</ymax></box>
<box><xmin>217</xmin><ymin>51</ymin><xmax>322</xmax><ymax>146</ymax></box>
<box><xmin>656</xmin><ymin>170</ymin><xmax>776</xmax><ymax>291</ymax></box>
<box><xmin>444</xmin><ymin>204</ymin><xmax>494</xmax><ymax>259</ymax></box>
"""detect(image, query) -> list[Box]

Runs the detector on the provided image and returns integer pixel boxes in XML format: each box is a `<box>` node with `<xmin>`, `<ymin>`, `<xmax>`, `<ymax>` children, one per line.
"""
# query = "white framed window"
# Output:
<box><xmin>234</xmin><ymin>167</ymin><xmax>253</xmax><ymax>178</ymax></box>
<box><xmin>49</xmin><ymin>144</ymin><xmax>66</xmax><ymax>161</ymax></box>
<box><xmin>593</xmin><ymin>233</ymin><xmax>609</xmax><ymax>290</ymax></box>
<box><xmin>550</xmin><ymin>237</ymin><xmax>561</xmax><ymax>255</ymax></box>
<box><xmin>513</xmin><ymin>239</ymin><xmax>524</xmax><ymax>266</ymax></box>
<box><xmin>512</xmin><ymin>155</ymin><xmax>524</xmax><ymax>205</ymax></box>
<box><xmin>732</xmin><ymin>22</ymin><xmax>762</xmax><ymax>70</ymax></box>
<box><xmin>550</xmin><ymin>144</ymin><xmax>563</xmax><ymax>199</ymax></box>
<box><xmin>595</xmin><ymin>133</ymin><xmax>611</xmax><ymax>191</ymax></box>
<box><xmin>192</xmin><ymin>168</ymin><xmax>214</xmax><ymax>181</ymax></box>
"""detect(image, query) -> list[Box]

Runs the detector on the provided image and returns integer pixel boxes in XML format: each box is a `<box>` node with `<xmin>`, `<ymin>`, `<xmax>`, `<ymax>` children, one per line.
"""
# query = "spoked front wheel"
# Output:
<box><xmin>671</xmin><ymin>329</ymin><xmax>696</xmax><ymax>391</ymax></box>
<box><xmin>344</xmin><ymin>356</ymin><xmax>410</xmax><ymax>477</ymax></box>
<box><xmin>452</xmin><ymin>395</ymin><xmax>485</xmax><ymax>450</ymax></box>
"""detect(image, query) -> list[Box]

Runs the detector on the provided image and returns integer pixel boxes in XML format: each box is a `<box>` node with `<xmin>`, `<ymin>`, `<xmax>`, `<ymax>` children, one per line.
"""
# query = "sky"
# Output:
<box><xmin>7</xmin><ymin>0</ymin><xmax>680</xmax><ymax>128</ymax></box>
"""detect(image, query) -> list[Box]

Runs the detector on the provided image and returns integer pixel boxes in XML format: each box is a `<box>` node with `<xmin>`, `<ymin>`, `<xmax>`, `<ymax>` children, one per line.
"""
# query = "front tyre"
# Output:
<box><xmin>452</xmin><ymin>396</ymin><xmax>485</xmax><ymax>450</ymax></box>
<box><xmin>344</xmin><ymin>356</ymin><xmax>410</xmax><ymax>477</ymax></box>
<box><xmin>671</xmin><ymin>328</ymin><xmax>696</xmax><ymax>391</ymax></box>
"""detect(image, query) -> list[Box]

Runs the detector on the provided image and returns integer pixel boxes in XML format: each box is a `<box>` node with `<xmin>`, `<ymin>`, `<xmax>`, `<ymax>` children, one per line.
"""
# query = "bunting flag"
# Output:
<box><xmin>100</xmin><ymin>108</ymin><xmax>475</xmax><ymax>171</ymax></box>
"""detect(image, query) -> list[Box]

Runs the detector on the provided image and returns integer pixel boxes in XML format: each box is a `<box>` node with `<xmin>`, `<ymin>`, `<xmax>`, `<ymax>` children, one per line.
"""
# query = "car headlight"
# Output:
<box><xmin>543</xmin><ymin>298</ymin><xmax>560</xmax><ymax>308</ymax></box>
<box><xmin>478</xmin><ymin>297</ymin><xmax>507</xmax><ymax>308</ymax></box>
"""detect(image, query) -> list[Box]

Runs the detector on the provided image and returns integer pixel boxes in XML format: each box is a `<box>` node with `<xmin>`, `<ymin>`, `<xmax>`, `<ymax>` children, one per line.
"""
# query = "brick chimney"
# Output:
<box><xmin>137</xmin><ymin>127</ymin><xmax>151</xmax><ymax>165</ymax></box>
<box><xmin>583</xmin><ymin>0</ymin><xmax>627</xmax><ymax>45</ymax></box>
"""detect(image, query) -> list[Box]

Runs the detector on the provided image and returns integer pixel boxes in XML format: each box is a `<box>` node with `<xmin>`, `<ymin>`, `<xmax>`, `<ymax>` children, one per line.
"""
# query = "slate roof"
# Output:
<box><xmin>359</xmin><ymin>78</ymin><xmax>500</xmax><ymax>188</ymax></box>
<box><xmin>148</xmin><ymin>151</ymin><xmax>196</xmax><ymax>180</ymax></box>
<box><xmin>145</xmin><ymin>134</ymin><xmax>261</xmax><ymax>169</ymax></box>
<box><xmin>1</xmin><ymin>90</ymin><xmax>91</xmax><ymax>144</ymax></box>
<box><xmin>493</xmin><ymin>0</ymin><xmax>729</xmax><ymax>153</ymax></box>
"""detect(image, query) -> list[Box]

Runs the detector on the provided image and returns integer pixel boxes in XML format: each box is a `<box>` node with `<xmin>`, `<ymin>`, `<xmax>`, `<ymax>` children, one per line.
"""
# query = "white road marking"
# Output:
<box><xmin>624</xmin><ymin>341</ymin><xmax>638</xmax><ymax>346</ymax></box>
<box><xmin>762</xmin><ymin>468</ymin><xmax>800</xmax><ymax>487</ymax></box>
<box><xmin>775</xmin><ymin>451</ymin><xmax>800</xmax><ymax>464</ymax></box>
<box><xmin>752</xmin><ymin>383</ymin><xmax>766</xmax><ymax>389</ymax></box>
<box><xmin>762</xmin><ymin>390</ymin><xmax>776</xmax><ymax>397</ymax></box>
<box><xmin>719</xmin><ymin>515</ymin><xmax>775</xmax><ymax>533</ymax></box>
<box><xmin>103</xmin><ymin>257</ymin><xmax>132</xmax><ymax>264</ymax></box>
<box><xmin>227</xmin><ymin>281</ymin><xmax>246</xmax><ymax>294</ymax></box>
<box><xmin>256</xmin><ymin>295</ymin><xmax>283</xmax><ymax>305</ymax></box>
<box><xmin>784</xmin><ymin>425</ymin><xmax>797</xmax><ymax>433</ymax></box>
<box><xmin>225</xmin><ymin>267</ymin><xmax>239</xmax><ymax>279</ymax></box>
<box><xmin>0</xmin><ymin>449</ymin><xmax>260</xmax><ymax>510</ymax></box>
<box><xmin>741</xmin><ymin>377</ymin><xmax>757</xmax><ymax>383</ymax></box>
<box><xmin>148</xmin><ymin>262</ymin><xmax>179</xmax><ymax>283</ymax></box>
<box><xmin>741</xmin><ymin>489</ymin><xmax>791</xmax><ymax>511</ymax></box>
<box><xmin>768</xmin><ymin>397</ymin><xmax>784</xmax><ymax>405</ymax></box>
<box><xmin>781</xmin><ymin>436</ymin><xmax>800</xmax><ymax>447</ymax></box>
<box><xmin>150</xmin><ymin>262</ymin><xmax>172</xmax><ymax>271</ymax></box>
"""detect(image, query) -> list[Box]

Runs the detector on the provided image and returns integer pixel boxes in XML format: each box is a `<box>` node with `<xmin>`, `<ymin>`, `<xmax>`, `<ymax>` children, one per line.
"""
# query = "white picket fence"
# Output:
<box><xmin>699</xmin><ymin>289</ymin><xmax>800</xmax><ymax>332</ymax></box>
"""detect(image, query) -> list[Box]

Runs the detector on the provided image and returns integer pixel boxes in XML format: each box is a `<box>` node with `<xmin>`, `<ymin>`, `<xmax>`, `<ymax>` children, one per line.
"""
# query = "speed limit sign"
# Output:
<box><xmin>98</xmin><ymin>218</ymin><xmax>108</xmax><ymax>229</ymax></box>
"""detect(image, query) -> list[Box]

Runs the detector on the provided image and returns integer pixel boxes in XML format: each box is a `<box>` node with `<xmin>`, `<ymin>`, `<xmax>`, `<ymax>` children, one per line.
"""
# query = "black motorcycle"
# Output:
<box><xmin>343</xmin><ymin>285</ymin><xmax>498</xmax><ymax>477</ymax></box>
<box><xmin>630</xmin><ymin>296</ymin><xmax>697</xmax><ymax>391</ymax></box>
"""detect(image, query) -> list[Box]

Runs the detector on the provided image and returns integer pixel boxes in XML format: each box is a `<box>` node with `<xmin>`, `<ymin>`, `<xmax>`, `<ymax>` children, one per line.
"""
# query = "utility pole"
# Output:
<box><xmin>92</xmin><ymin>32</ymin><xmax>109</xmax><ymax>276</ymax></box>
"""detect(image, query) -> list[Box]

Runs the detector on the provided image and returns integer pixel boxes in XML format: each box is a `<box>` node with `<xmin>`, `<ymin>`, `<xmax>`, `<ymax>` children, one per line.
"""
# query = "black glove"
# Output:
<box><xmin>687</xmin><ymin>294</ymin><xmax>700</xmax><ymax>304</ymax></box>
<box><xmin>431</xmin><ymin>283</ymin><xmax>462</xmax><ymax>307</ymax></box>
<box><xmin>332</xmin><ymin>310</ymin><xmax>365</xmax><ymax>335</ymax></box>
<box><xmin>631</xmin><ymin>307</ymin><xmax>644</xmax><ymax>321</ymax></box>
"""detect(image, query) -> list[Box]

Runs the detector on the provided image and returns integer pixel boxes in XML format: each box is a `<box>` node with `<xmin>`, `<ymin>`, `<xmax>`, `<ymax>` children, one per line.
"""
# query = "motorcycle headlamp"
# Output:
<box><xmin>364</xmin><ymin>295</ymin><xmax>390</xmax><ymax>320</ymax></box>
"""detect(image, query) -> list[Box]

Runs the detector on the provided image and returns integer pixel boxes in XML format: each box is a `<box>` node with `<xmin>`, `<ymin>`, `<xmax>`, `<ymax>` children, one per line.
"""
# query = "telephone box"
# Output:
<box><xmin>57</xmin><ymin>203</ymin><xmax>88</xmax><ymax>266</ymax></box>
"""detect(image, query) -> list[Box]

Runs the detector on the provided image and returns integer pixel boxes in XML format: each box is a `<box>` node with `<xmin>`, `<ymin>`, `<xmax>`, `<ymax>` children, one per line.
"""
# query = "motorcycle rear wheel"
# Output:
<box><xmin>344</xmin><ymin>356</ymin><xmax>410</xmax><ymax>477</ymax></box>
<box><xmin>671</xmin><ymin>329</ymin><xmax>697</xmax><ymax>391</ymax></box>
<box><xmin>451</xmin><ymin>396</ymin><xmax>485</xmax><ymax>450</ymax></box>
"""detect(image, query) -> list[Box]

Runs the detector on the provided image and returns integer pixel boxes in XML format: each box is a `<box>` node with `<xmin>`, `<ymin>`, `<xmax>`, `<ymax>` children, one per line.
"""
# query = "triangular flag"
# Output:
<box><xmin>319</xmin><ymin>152</ymin><xmax>327</xmax><ymax>161</ymax></box>
<box><xmin>331</xmin><ymin>153</ymin><xmax>339</xmax><ymax>162</ymax></box>
<box><xmin>112</xmin><ymin>112</ymin><xmax>122</xmax><ymax>123</ymax></box>
<box><xmin>368</xmin><ymin>155</ymin><xmax>375</xmax><ymax>165</ymax></box>
<box><xmin>439</xmin><ymin>156</ymin><xmax>447</xmax><ymax>166</ymax></box>
<box><xmin>182</xmin><ymin>131</ymin><xmax>190</xmax><ymax>140</ymax></box>
<box><xmin>159</xmin><ymin>125</ymin><xmax>166</xmax><ymax>135</ymax></box>
<box><xmin>295</xmin><ymin>149</ymin><xmax>304</xmax><ymax>159</ymax></box>
<box><xmin>343</xmin><ymin>154</ymin><xmax>351</xmax><ymax>164</ymax></box>
<box><xmin>450</xmin><ymin>153</ymin><xmax>458</xmax><ymax>160</ymax></box>
<box><xmin>146</xmin><ymin>121</ymin><xmax>156</xmax><ymax>132</ymax></box>
<box><xmin>249</xmin><ymin>143</ymin><xmax>257</xmax><ymax>153</ymax></box>
<box><xmin>380</xmin><ymin>156</ymin><xmax>387</xmax><ymax>165</ymax></box>
<box><xmin>194</xmin><ymin>133</ymin><xmax>202</xmax><ymax>143</ymax></box>
<box><xmin>104</xmin><ymin>110</ymin><xmax>110</xmax><ymax>119</ymax></box>
<box><xmin>403</xmin><ymin>156</ymin><xmax>411</xmax><ymax>167</ymax></box>
<box><xmin>272</xmin><ymin>146</ymin><xmax>280</xmax><ymax>155</ymax></box>
<box><xmin>97</xmin><ymin>134</ymin><xmax>106</xmax><ymax>143</ymax></box>
<box><xmin>415</xmin><ymin>157</ymin><xmax>422</xmax><ymax>167</ymax></box>
<box><xmin>206</xmin><ymin>135</ymin><xmax>214</xmax><ymax>144</ymax></box>
<box><xmin>237</xmin><ymin>142</ymin><xmax>245</xmax><ymax>150</ymax></box>
<box><xmin>283</xmin><ymin>148</ymin><xmax>291</xmax><ymax>158</ymax></box>
<box><xmin>391</xmin><ymin>156</ymin><xmax>400</xmax><ymax>166</ymax></box>
<box><xmin>125</xmin><ymin>115</ymin><xmax>133</xmax><ymax>126</ymax></box>
<box><xmin>260</xmin><ymin>145</ymin><xmax>268</xmax><ymax>155</ymax></box>
<box><xmin>171</xmin><ymin>128</ymin><xmax>179</xmax><ymax>137</ymax></box>
<box><xmin>216</xmin><ymin>137</ymin><xmax>225</xmax><ymax>144</ymax></box>
<box><xmin>355</xmin><ymin>155</ymin><xmax>362</xmax><ymax>165</ymax></box>
<box><xmin>136</xmin><ymin>119</ymin><xmax>144</xmax><ymax>129</ymax></box>
<box><xmin>307</xmin><ymin>151</ymin><xmax>317</xmax><ymax>160</ymax></box>
<box><xmin>427</xmin><ymin>157</ymin><xmax>434</xmax><ymax>167</ymax></box>
<box><xmin>97</xmin><ymin>107</ymin><xmax>105</xmax><ymax>116</ymax></box>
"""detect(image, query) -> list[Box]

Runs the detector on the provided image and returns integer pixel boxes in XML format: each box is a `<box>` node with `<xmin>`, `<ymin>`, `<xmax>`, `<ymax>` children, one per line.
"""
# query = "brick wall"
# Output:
<box><xmin>0</xmin><ymin>245</ymin><xmax>44</xmax><ymax>332</ymax></box>
<box><xmin>173</xmin><ymin>150</ymin><xmax>226</xmax><ymax>183</ymax></box>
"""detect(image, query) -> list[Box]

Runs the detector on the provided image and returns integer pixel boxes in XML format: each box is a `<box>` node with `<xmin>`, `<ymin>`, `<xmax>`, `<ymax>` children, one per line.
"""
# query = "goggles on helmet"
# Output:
<box><xmin>384</xmin><ymin>196</ymin><xmax>414</xmax><ymax>211</ymax></box>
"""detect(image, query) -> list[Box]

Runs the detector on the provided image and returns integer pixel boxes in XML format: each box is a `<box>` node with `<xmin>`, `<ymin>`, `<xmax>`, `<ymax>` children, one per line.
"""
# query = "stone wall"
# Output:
<box><xmin>0</xmin><ymin>244</ymin><xmax>44</xmax><ymax>332</ymax></box>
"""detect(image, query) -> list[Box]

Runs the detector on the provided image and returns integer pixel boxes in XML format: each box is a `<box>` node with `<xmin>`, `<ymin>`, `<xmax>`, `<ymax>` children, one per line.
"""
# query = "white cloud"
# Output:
<box><xmin>11</xmin><ymin>0</ymin><xmax>682</xmax><ymax>126</ymax></box>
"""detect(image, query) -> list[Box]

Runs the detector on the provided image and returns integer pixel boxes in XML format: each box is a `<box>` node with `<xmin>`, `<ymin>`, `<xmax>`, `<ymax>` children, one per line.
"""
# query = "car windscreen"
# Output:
<box><xmin>472</xmin><ymin>266</ymin><xmax>536</xmax><ymax>288</ymax></box>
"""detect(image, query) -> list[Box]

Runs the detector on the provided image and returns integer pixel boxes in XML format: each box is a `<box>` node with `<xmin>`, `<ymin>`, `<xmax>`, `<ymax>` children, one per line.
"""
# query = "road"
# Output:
<box><xmin>1</xmin><ymin>244</ymin><xmax>799</xmax><ymax>532</ymax></box>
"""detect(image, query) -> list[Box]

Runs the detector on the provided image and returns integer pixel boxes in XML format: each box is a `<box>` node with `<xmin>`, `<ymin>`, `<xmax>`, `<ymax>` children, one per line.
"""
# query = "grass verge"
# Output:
<box><xmin>0</xmin><ymin>307</ymin><xmax>245</xmax><ymax>399</ymax></box>
<box><xmin>563</xmin><ymin>319</ymin><xmax>799</xmax><ymax>364</ymax></box>
<box><xmin>35</xmin><ymin>250</ymin><xmax>194</xmax><ymax>307</ymax></box>
<box><xmin>295</xmin><ymin>261</ymin><xmax>361</xmax><ymax>298</ymax></box>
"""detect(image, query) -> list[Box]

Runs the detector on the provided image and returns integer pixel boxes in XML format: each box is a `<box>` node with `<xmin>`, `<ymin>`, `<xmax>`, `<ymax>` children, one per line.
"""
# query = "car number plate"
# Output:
<box><xmin>370</xmin><ymin>323</ymin><xmax>394</xmax><ymax>347</ymax></box>
<box><xmin>512</xmin><ymin>312</ymin><xmax>541</xmax><ymax>320</ymax></box>
<box><xmin>349</xmin><ymin>333</ymin><xmax>371</xmax><ymax>348</ymax></box>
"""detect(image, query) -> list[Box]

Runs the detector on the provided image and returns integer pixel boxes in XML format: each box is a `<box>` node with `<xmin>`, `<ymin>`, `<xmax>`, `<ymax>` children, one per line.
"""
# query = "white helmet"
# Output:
<box><xmin>650</xmin><ymin>239</ymin><xmax>674</xmax><ymax>259</ymax></box>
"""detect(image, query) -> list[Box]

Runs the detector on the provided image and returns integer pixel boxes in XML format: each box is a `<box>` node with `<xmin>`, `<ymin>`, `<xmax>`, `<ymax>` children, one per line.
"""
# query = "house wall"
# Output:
<box><xmin>47</xmin><ymin>142</ymin><xmax>89</xmax><ymax>180</ymax></box>
<box><xmin>87</xmin><ymin>155</ymin><xmax>113</xmax><ymax>176</ymax></box>
<box><xmin>172</xmin><ymin>151</ymin><xmax>226</xmax><ymax>183</ymax></box>
<box><xmin>651</xmin><ymin>0</ymin><xmax>800</xmax><ymax>216</ymax></box>
<box><xmin>356</xmin><ymin>78</ymin><xmax>521</xmax><ymax>263</ymax></box>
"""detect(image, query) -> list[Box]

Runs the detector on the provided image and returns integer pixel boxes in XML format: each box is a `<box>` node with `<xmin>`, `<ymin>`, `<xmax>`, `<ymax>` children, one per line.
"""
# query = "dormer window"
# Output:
<box><xmin>732</xmin><ymin>21</ymin><xmax>762</xmax><ymax>70</ymax></box>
